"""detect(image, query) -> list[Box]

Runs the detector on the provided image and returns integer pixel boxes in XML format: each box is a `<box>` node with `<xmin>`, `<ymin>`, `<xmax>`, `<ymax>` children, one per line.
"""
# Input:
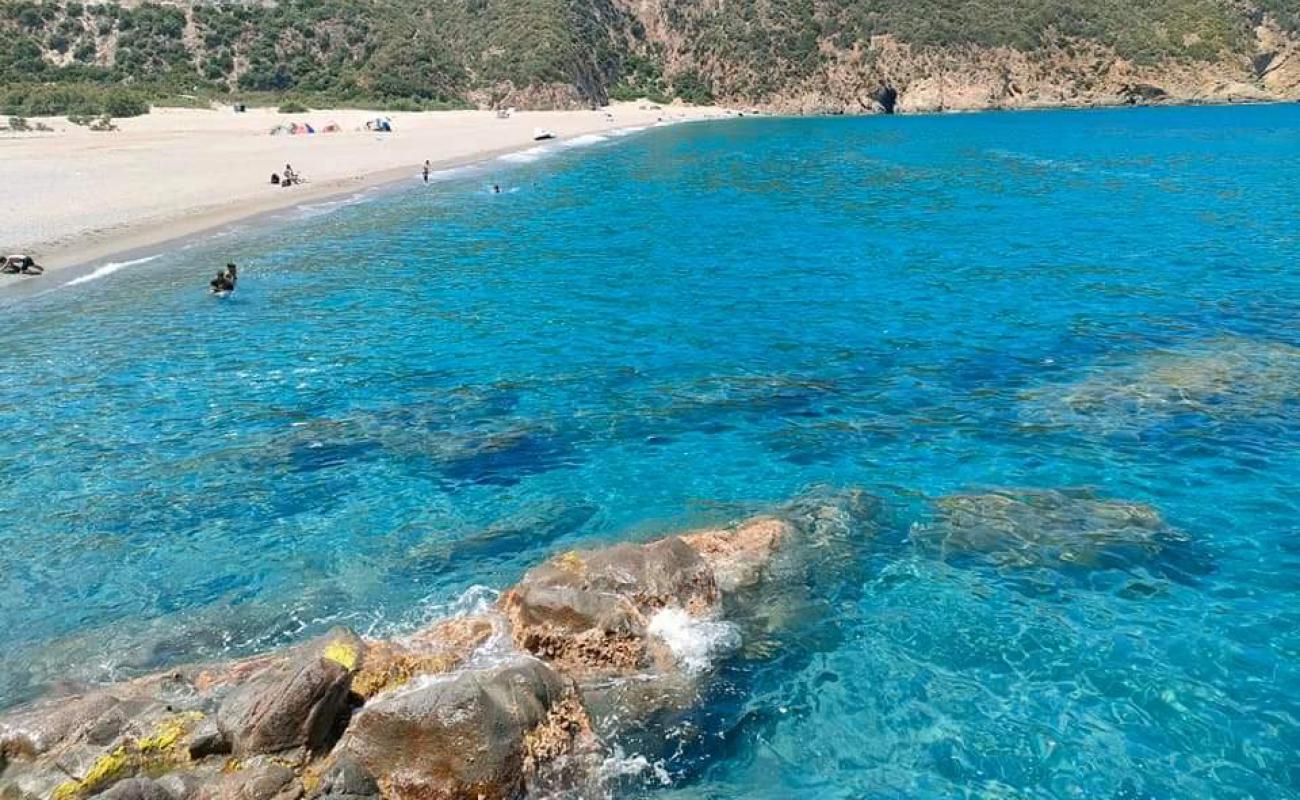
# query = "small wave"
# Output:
<box><xmin>425</xmin><ymin>166</ymin><xmax>473</xmax><ymax>182</ymax></box>
<box><xmin>64</xmin><ymin>255</ymin><xmax>161</xmax><ymax>286</ymax></box>
<box><xmin>562</xmin><ymin>133</ymin><xmax>609</xmax><ymax>148</ymax></box>
<box><xmin>498</xmin><ymin>146</ymin><xmax>549</xmax><ymax>164</ymax></box>
<box><xmin>596</xmin><ymin>745</ymin><xmax>672</xmax><ymax>787</ymax></box>
<box><xmin>609</xmin><ymin>126</ymin><xmax>649</xmax><ymax>138</ymax></box>
<box><xmin>296</xmin><ymin>191</ymin><xmax>374</xmax><ymax>218</ymax></box>
<box><xmin>647</xmin><ymin>607</ymin><xmax>741</xmax><ymax>674</ymax></box>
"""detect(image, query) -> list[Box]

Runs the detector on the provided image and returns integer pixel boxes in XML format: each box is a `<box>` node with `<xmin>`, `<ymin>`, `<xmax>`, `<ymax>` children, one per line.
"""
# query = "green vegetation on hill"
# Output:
<box><xmin>0</xmin><ymin>0</ymin><xmax>1293</xmax><ymax>116</ymax></box>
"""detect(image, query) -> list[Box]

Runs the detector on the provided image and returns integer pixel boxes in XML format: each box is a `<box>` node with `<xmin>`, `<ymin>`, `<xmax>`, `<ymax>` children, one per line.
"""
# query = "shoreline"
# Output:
<box><xmin>6</xmin><ymin>141</ymin><xmax>581</xmax><ymax>295</ymax></box>
<box><xmin>0</xmin><ymin>103</ymin><xmax>723</xmax><ymax>297</ymax></box>
<box><xmin>2</xmin><ymin>97</ymin><xmax>1292</xmax><ymax>300</ymax></box>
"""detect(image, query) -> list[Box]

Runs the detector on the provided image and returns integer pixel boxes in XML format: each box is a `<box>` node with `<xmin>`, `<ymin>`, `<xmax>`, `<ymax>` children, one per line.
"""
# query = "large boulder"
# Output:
<box><xmin>336</xmin><ymin>658</ymin><xmax>592</xmax><ymax>800</ymax></box>
<box><xmin>216</xmin><ymin>630</ymin><xmax>362</xmax><ymax>758</ymax></box>
<box><xmin>501</xmin><ymin>537</ymin><xmax>718</xmax><ymax>676</ymax></box>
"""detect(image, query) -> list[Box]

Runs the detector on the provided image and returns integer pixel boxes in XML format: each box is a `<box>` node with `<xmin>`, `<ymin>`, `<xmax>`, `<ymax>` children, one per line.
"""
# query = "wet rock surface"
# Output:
<box><xmin>501</xmin><ymin>537</ymin><xmax>719</xmax><ymax>677</ymax></box>
<box><xmin>336</xmin><ymin>659</ymin><xmax>582</xmax><ymax>800</ymax></box>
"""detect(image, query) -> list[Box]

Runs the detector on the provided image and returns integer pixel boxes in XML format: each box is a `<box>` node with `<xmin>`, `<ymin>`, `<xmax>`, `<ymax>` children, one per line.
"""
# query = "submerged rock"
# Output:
<box><xmin>915</xmin><ymin>489</ymin><xmax>1187</xmax><ymax>568</ymax></box>
<box><xmin>336</xmin><ymin>659</ymin><xmax>592</xmax><ymax>800</ymax></box>
<box><xmin>216</xmin><ymin>629</ymin><xmax>362</xmax><ymax>757</ymax></box>
<box><xmin>1023</xmin><ymin>337</ymin><xmax>1300</xmax><ymax>431</ymax></box>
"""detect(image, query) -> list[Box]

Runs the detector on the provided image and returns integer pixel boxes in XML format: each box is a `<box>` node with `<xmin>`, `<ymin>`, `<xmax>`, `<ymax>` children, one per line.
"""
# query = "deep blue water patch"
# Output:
<box><xmin>2</xmin><ymin>105</ymin><xmax>1300</xmax><ymax>798</ymax></box>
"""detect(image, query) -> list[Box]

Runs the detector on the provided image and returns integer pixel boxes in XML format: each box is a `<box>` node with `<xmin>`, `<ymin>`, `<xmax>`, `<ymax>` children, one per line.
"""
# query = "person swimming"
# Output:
<box><xmin>209</xmin><ymin>263</ymin><xmax>238</xmax><ymax>295</ymax></box>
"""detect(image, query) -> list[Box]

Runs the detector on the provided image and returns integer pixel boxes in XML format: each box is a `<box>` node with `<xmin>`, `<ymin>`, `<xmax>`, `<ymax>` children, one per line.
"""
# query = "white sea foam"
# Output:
<box><xmin>295</xmin><ymin>190</ymin><xmax>374</xmax><ymax>218</ymax></box>
<box><xmin>562</xmin><ymin>133</ymin><xmax>610</xmax><ymax>148</ymax></box>
<box><xmin>498</xmin><ymin>145</ymin><xmax>549</xmax><ymax>164</ymax></box>
<box><xmin>64</xmin><ymin>254</ymin><xmax>160</xmax><ymax>286</ymax></box>
<box><xmin>647</xmin><ymin>607</ymin><xmax>741</xmax><ymax>674</ymax></box>
<box><xmin>609</xmin><ymin>125</ymin><xmax>649</xmax><ymax>138</ymax></box>
<box><xmin>596</xmin><ymin>745</ymin><xmax>672</xmax><ymax>787</ymax></box>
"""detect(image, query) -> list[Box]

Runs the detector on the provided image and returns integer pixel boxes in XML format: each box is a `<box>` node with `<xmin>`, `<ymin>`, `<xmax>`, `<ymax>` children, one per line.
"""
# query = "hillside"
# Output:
<box><xmin>1</xmin><ymin>0</ymin><xmax>1298</xmax><ymax>116</ymax></box>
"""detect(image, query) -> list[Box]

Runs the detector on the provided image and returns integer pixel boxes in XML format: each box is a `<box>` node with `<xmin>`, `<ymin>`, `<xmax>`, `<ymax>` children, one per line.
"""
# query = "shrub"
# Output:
<box><xmin>277</xmin><ymin>99</ymin><xmax>308</xmax><ymax>113</ymax></box>
<box><xmin>103</xmin><ymin>89</ymin><xmax>148</xmax><ymax>117</ymax></box>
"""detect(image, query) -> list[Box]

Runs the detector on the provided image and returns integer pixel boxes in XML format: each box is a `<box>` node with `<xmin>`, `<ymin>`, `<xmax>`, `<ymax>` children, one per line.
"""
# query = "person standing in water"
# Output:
<box><xmin>422</xmin><ymin>160</ymin><xmax>431</xmax><ymax>183</ymax></box>
<box><xmin>209</xmin><ymin>263</ymin><xmax>238</xmax><ymax>294</ymax></box>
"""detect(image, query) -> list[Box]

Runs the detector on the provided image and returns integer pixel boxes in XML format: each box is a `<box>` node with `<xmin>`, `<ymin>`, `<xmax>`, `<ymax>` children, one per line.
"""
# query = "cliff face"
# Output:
<box><xmin>1</xmin><ymin>0</ymin><xmax>1298</xmax><ymax>113</ymax></box>
<box><xmin>614</xmin><ymin>1</ymin><xmax>1300</xmax><ymax>112</ymax></box>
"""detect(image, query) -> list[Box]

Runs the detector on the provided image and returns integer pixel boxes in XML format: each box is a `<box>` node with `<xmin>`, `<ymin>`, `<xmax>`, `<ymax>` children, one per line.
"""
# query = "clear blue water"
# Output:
<box><xmin>3</xmin><ymin>104</ymin><xmax>1300</xmax><ymax>798</ymax></box>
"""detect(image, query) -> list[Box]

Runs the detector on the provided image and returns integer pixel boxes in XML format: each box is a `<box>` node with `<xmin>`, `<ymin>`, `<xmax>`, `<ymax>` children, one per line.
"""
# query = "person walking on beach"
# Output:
<box><xmin>422</xmin><ymin>160</ymin><xmax>430</xmax><ymax>183</ymax></box>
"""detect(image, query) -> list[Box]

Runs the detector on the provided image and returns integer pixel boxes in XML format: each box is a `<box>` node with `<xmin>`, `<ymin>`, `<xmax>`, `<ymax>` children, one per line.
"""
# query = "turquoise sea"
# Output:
<box><xmin>2</xmin><ymin>104</ymin><xmax>1299</xmax><ymax>798</ymax></box>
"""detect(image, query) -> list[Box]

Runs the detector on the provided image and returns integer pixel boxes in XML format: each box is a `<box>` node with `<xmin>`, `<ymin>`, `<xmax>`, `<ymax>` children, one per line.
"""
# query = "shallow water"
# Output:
<box><xmin>3</xmin><ymin>105</ymin><xmax>1300</xmax><ymax>798</ymax></box>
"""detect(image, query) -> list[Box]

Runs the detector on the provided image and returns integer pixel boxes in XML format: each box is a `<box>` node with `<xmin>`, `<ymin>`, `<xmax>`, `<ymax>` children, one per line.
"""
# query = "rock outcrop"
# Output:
<box><xmin>216</xmin><ymin>630</ymin><xmax>362</xmax><ymax>758</ymax></box>
<box><xmin>335</xmin><ymin>660</ymin><xmax>593</xmax><ymax>800</ymax></box>
<box><xmin>502</xmin><ymin>537</ymin><xmax>719</xmax><ymax>678</ymax></box>
<box><xmin>1</xmin><ymin>492</ymin><xmax>882</xmax><ymax>800</ymax></box>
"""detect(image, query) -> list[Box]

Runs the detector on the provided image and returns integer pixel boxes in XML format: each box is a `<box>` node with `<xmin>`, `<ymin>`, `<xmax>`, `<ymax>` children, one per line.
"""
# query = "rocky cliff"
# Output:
<box><xmin>0</xmin><ymin>0</ymin><xmax>1297</xmax><ymax>116</ymax></box>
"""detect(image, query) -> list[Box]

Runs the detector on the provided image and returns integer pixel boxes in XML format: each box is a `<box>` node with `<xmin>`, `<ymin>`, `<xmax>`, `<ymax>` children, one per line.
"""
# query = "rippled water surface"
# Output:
<box><xmin>3</xmin><ymin>105</ymin><xmax>1300</xmax><ymax>798</ymax></box>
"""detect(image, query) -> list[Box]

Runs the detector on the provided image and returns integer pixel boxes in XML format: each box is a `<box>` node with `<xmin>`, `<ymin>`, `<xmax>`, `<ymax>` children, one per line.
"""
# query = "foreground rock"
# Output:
<box><xmin>502</xmin><ymin>537</ymin><xmax>719</xmax><ymax>678</ymax></box>
<box><xmin>217</xmin><ymin>630</ymin><xmax>362</xmax><ymax>757</ymax></box>
<box><xmin>1</xmin><ymin>490</ymin><xmax>879</xmax><ymax>800</ymax></box>
<box><xmin>334</xmin><ymin>659</ymin><xmax>595</xmax><ymax>800</ymax></box>
<box><xmin>914</xmin><ymin>489</ymin><xmax>1188</xmax><ymax>568</ymax></box>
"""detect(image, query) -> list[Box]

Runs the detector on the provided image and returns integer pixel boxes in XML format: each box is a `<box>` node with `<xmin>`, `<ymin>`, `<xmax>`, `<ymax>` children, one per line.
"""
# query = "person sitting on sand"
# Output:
<box><xmin>283</xmin><ymin>164</ymin><xmax>297</xmax><ymax>186</ymax></box>
<box><xmin>271</xmin><ymin>172</ymin><xmax>281</xmax><ymax>186</ymax></box>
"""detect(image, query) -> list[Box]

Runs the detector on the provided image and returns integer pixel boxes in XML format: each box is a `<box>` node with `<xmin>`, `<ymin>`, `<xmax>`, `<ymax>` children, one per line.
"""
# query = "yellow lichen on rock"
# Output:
<box><xmin>139</xmin><ymin>711</ymin><xmax>205</xmax><ymax>754</ymax></box>
<box><xmin>51</xmin><ymin>746</ymin><xmax>131</xmax><ymax>800</ymax></box>
<box><xmin>323</xmin><ymin>640</ymin><xmax>359</xmax><ymax>671</ymax></box>
<box><xmin>556</xmin><ymin>551</ymin><xmax>586</xmax><ymax>573</ymax></box>
<box><xmin>50</xmin><ymin>713</ymin><xmax>207</xmax><ymax>799</ymax></box>
<box><xmin>352</xmin><ymin>643</ymin><xmax>457</xmax><ymax>700</ymax></box>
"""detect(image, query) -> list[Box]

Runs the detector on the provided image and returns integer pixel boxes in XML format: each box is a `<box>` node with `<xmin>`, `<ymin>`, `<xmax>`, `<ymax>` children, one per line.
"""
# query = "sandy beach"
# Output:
<box><xmin>0</xmin><ymin>101</ymin><xmax>721</xmax><ymax>288</ymax></box>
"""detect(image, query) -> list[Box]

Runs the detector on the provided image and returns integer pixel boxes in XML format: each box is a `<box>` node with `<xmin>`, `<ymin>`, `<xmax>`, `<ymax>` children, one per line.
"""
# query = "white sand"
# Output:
<box><xmin>0</xmin><ymin>102</ymin><xmax>722</xmax><ymax>285</ymax></box>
